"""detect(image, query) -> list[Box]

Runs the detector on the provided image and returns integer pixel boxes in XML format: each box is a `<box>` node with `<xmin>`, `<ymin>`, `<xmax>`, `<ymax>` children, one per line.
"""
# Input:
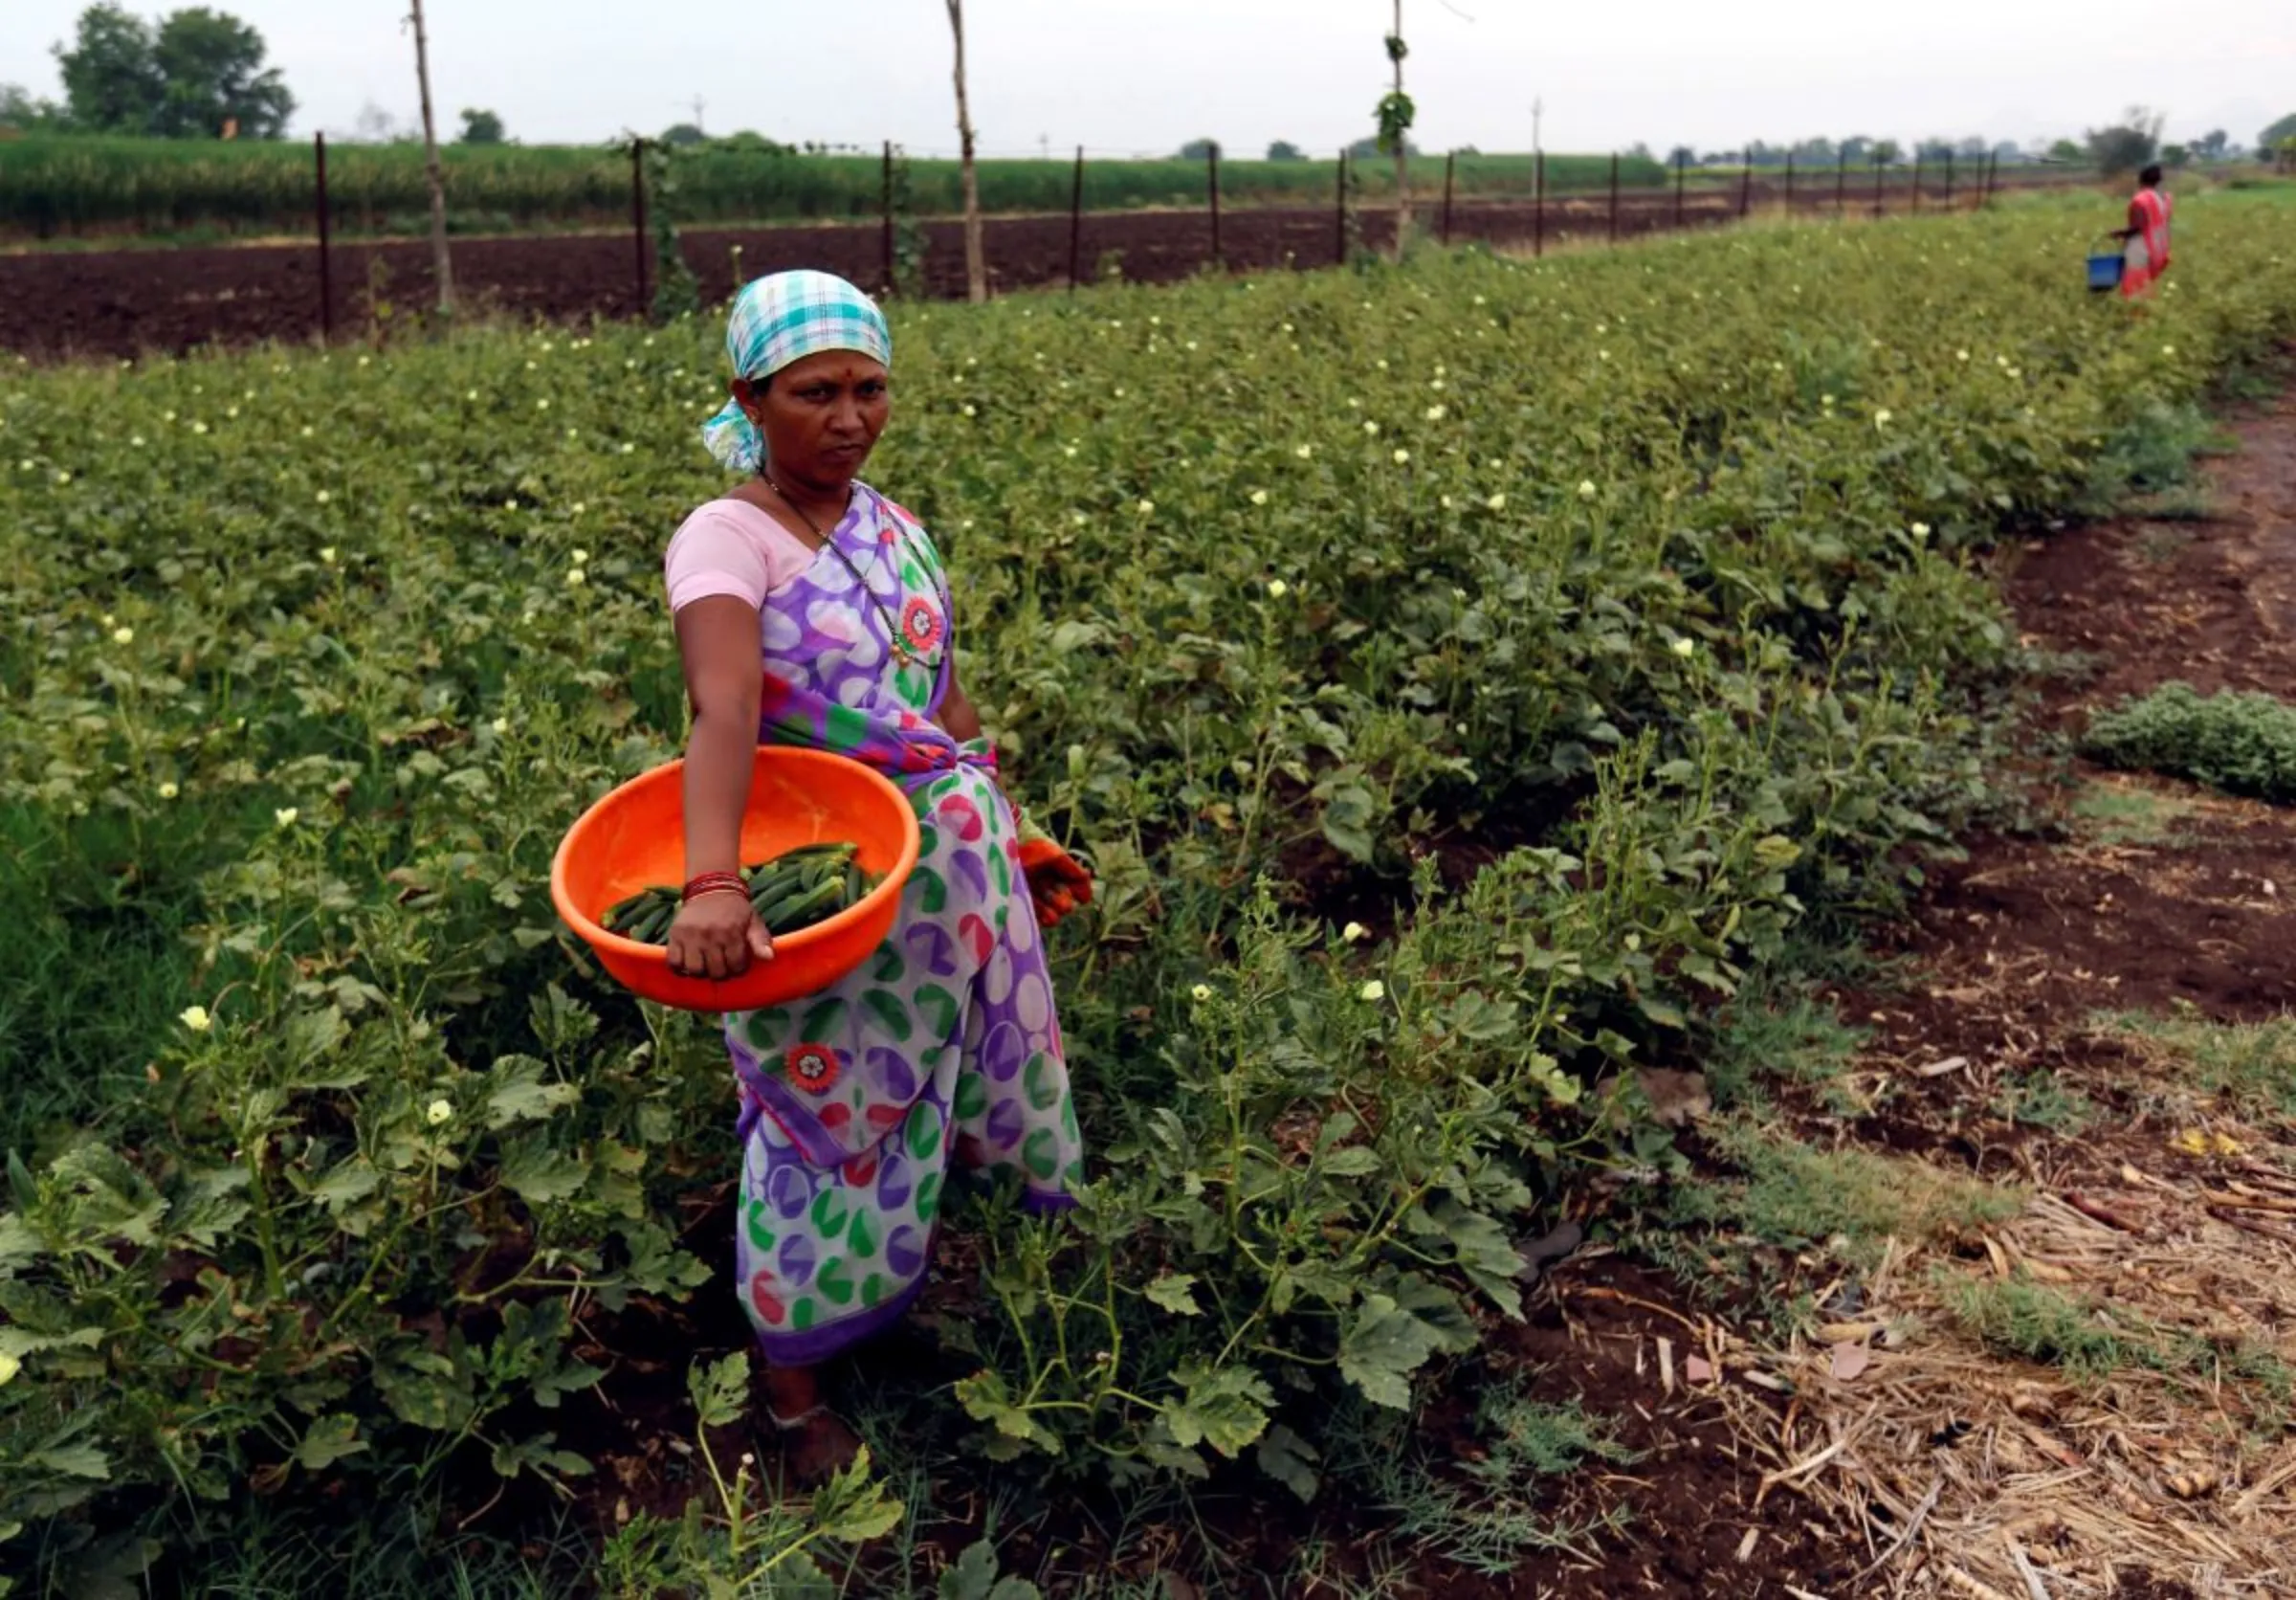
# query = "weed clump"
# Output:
<box><xmin>2082</xmin><ymin>682</ymin><xmax>2296</xmax><ymax>802</ymax></box>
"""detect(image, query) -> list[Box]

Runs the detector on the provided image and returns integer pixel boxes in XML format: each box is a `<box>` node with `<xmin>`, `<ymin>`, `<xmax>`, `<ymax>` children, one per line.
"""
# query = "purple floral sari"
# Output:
<box><xmin>722</xmin><ymin>483</ymin><xmax>1081</xmax><ymax>1365</ymax></box>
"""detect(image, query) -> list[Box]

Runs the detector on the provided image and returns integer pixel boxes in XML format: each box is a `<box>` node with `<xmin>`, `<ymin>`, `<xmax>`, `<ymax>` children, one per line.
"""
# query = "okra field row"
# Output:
<box><xmin>4</xmin><ymin>195</ymin><xmax>2295</xmax><ymax>1589</ymax></box>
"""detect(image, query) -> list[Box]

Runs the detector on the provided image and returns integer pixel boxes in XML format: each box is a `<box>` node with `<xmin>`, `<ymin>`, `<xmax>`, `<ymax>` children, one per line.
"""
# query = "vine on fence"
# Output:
<box><xmin>887</xmin><ymin>144</ymin><xmax>931</xmax><ymax>300</ymax></box>
<box><xmin>641</xmin><ymin>140</ymin><xmax>701</xmax><ymax>322</ymax></box>
<box><xmin>1375</xmin><ymin>39</ymin><xmax>1415</xmax><ymax>160</ymax></box>
<box><xmin>1344</xmin><ymin>158</ymin><xmax>1372</xmax><ymax>267</ymax></box>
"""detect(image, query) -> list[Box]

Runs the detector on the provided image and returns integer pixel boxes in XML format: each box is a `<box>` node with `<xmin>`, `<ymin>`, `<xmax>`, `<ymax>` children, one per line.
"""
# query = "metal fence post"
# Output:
<box><xmin>1872</xmin><ymin>152</ymin><xmax>1885</xmax><ymax>219</ymax></box>
<box><xmin>1673</xmin><ymin>148</ymin><xmax>1686</xmax><ymax>231</ymax></box>
<box><xmin>1785</xmin><ymin>151</ymin><xmax>1796</xmax><ymax>218</ymax></box>
<box><xmin>1336</xmin><ymin>150</ymin><xmax>1348</xmax><ymax>265</ymax></box>
<box><xmin>1739</xmin><ymin>147</ymin><xmax>1754</xmax><ymax>219</ymax></box>
<box><xmin>1837</xmin><ymin>147</ymin><xmax>1848</xmax><ymax>217</ymax></box>
<box><xmin>631</xmin><ymin>137</ymin><xmax>649</xmax><ymax>313</ymax></box>
<box><xmin>1069</xmin><ymin>144</ymin><xmax>1085</xmax><ymax>290</ymax></box>
<box><xmin>1207</xmin><ymin>141</ymin><xmax>1223</xmax><ymax>268</ymax></box>
<box><xmin>880</xmin><ymin>141</ymin><xmax>895</xmax><ymax>295</ymax></box>
<box><xmin>1912</xmin><ymin>151</ymin><xmax>1924</xmax><ymax>214</ymax></box>
<box><xmin>1441</xmin><ymin>149</ymin><xmax>1456</xmax><ymax>245</ymax></box>
<box><xmin>1608</xmin><ymin>150</ymin><xmax>1620</xmax><ymax>243</ymax></box>
<box><xmin>1534</xmin><ymin>149</ymin><xmax>1545</xmax><ymax>256</ymax></box>
<box><xmin>315</xmin><ymin>131</ymin><xmax>332</xmax><ymax>344</ymax></box>
<box><xmin>1944</xmin><ymin>150</ymin><xmax>1955</xmax><ymax>210</ymax></box>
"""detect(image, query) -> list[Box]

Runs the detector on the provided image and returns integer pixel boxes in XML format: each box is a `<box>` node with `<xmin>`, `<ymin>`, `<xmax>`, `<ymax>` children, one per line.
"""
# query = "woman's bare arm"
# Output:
<box><xmin>675</xmin><ymin>596</ymin><xmax>765</xmax><ymax>877</ymax></box>
<box><xmin>666</xmin><ymin>596</ymin><xmax>776</xmax><ymax>979</ymax></box>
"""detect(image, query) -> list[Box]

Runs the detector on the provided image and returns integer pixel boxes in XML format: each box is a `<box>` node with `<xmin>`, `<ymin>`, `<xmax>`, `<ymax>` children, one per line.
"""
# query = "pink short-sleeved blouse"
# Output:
<box><xmin>663</xmin><ymin>498</ymin><xmax>817</xmax><ymax>612</ymax></box>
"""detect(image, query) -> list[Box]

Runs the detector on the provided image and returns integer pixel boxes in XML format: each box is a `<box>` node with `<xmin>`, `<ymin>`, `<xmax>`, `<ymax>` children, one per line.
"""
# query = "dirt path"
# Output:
<box><xmin>1723</xmin><ymin>368</ymin><xmax>2296</xmax><ymax>1599</ymax></box>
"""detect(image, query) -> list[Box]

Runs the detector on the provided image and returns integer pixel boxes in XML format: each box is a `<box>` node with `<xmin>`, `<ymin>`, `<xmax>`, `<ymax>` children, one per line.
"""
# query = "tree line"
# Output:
<box><xmin>1178</xmin><ymin>120</ymin><xmax>2271</xmax><ymax>179</ymax></box>
<box><xmin>0</xmin><ymin>4</ymin><xmax>514</xmax><ymax>148</ymax></box>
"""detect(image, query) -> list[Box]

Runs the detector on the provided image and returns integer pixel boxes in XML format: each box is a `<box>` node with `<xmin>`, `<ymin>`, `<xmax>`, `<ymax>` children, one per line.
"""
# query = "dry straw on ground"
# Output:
<box><xmin>1690</xmin><ymin>1143</ymin><xmax>2296</xmax><ymax>1598</ymax></box>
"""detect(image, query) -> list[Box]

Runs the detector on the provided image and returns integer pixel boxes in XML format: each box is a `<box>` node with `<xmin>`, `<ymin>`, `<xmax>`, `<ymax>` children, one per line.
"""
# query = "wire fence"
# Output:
<box><xmin>0</xmin><ymin>139</ymin><xmax>2117</xmax><ymax>361</ymax></box>
<box><xmin>641</xmin><ymin>142</ymin><xmax>2093</xmax><ymax>309</ymax></box>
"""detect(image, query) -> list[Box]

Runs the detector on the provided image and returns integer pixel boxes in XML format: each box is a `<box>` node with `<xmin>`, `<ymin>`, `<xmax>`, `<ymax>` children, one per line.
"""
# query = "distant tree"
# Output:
<box><xmin>2085</xmin><ymin>105</ymin><xmax>2162</xmax><ymax>175</ymax></box>
<box><xmin>1872</xmin><ymin>138</ymin><xmax>1903</xmax><ymax>165</ymax></box>
<box><xmin>53</xmin><ymin>5</ymin><xmax>164</xmax><ymax>132</ymax></box>
<box><xmin>2046</xmin><ymin>138</ymin><xmax>2084</xmax><ymax>164</ymax></box>
<box><xmin>0</xmin><ymin>82</ymin><xmax>64</xmax><ymax>128</ymax></box>
<box><xmin>2261</xmin><ymin>113</ymin><xmax>2296</xmax><ymax>156</ymax></box>
<box><xmin>1664</xmin><ymin>144</ymin><xmax>1694</xmax><ymax>168</ymax></box>
<box><xmin>457</xmin><ymin>106</ymin><xmax>505</xmax><ymax>144</ymax></box>
<box><xmin>1623</xmin><ymin>141</ymin><xmax>1654</xmax><ymax>162</ymax></box>
<box><xmin>2161</xmin><ymin>144</ymin><xmax>2191</xmax><ymax>168</ymax></box>
<box><xmin>1792</xmin><ymin>136</ymin><xmax>1836</xmax><ymax>165</ymax></box>
<box><xmin>1346</xmin><ymin>134</ymin><xmax>1417</xmax><ymax>160</ymax></box>
<box><xmin>1916</xmin><ymin>137</ymin><xmax>1955</xmax><ymax>162</ymax></box>
<box><xmin>53</xmin><ymin>5</ymin><xmax>292</xmax><ymax>137</ymax></box>
<box><xmin>1177</xmin><ymin>138</ymin><xmax>1220</xmax><ymax>160</ymax></box>
<box><xmin>1266</xmin><ymin>140</ymin><xmax>1304</xmax><ymax>161</ymax></box>
<box><xmin>1838</xmin><ymin>136</ymin><xmax>1872</xmax><ymax>165</ymax></box>
<box><xmin>718</xmin><ymin>129</ymin><xmax>790</xmax><ymax>154</ymax></box>
<box><xmin>661</xmin><ymin>122</ymin><xmax>705</xmax><ymax>147</ymax></box>
<box><xmin>351</xmin><ymin>100</ymin><xmax>400</xmax><ymax>142</ymax></box>
<box><xmin>149</xmin><ymin>8</ymin><xmax>293</xmax><ymax>137</ymax></box>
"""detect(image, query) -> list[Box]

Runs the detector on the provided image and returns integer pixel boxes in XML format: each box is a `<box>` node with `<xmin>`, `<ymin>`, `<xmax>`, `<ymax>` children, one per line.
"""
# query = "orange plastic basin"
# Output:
<box><xmin>551</xmin><ymin>746</ymin><xmax>920</xmax><ymax>1013</ymax></box>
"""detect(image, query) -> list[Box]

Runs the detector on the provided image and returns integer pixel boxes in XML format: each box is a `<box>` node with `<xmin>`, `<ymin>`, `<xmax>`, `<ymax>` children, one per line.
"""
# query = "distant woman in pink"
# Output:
<box><xmin>2115</xmin><ymin>164</ymin><xmax>2173</xmax><ymax>300</ymax></box>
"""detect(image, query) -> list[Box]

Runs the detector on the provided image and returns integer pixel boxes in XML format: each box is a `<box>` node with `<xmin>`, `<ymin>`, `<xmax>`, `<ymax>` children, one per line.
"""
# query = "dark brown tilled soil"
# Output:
<box><xmin>0</xmin><ymin>183</ymin><xmax>2018</xmax><ymax>364</ymax></box>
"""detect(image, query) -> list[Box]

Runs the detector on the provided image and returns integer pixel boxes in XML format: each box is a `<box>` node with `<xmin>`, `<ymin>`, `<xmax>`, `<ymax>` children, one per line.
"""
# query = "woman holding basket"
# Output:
<box><xmin>659</xmin><ymin>270</ymin><xmax>1091</xmax><ymax>1478</ymax></box>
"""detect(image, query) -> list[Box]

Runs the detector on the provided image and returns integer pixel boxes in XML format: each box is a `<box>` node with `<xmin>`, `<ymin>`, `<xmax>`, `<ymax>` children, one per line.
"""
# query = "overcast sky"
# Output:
<box><xmin>6</xmin><ymin>1</ymin><xmax>2289</xmax><ymax>157</ymax></box>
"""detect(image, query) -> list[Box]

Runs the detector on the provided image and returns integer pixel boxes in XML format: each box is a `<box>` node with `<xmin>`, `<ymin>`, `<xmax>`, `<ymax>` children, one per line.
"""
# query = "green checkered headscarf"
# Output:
<box><xmin>701</xmin><ymin>270</ymin><xmax>894</xmax><ymax>473</ymax></box>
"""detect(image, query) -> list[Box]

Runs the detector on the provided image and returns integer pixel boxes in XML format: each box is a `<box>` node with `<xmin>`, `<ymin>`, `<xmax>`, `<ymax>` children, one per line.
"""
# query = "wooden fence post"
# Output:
<box><xmin>1609</xmin><ymin>150</ymin><xmax>1620</xmax><ymax>243</ymax></box>
<box><xmin>1944</xmin><ymin>150</ymin><xmax>1955</xmax><ymax>210</ymax></box>
<box><xmin>1837</xmin><ymin>147</ymin><xmax>1848</xmax><ymax>217</ymax></box>
<box><xmin>1785</xmin><ymin>150</ymin><xmax>1796</xmax><ymax>218</ymax></box>
<box><xmin>1673</xmin><ymin>148</ymin><xmax>1686</xmax><ymax>230</ymax></box>
<box><xmin>1441</xmin><ymin>149</ymin><xmax>1456</xmax><ymax>245</ymax></box>
<box><xmin>1336</xmin><ymin>150</ymin><xmax>1349</xmax><ymax>265</ymax></box>
<box><xmin>1871</xmin><ymin>152</ymin><xmax>1885</xmax><ymax>220</ymax></box>
<box><xmin>315</xmin><ymin>131</ymin><xmax>332</xmax><ymax>344</ymax></box>
<box><xmin>1739</xmin><ymin>148</ymin><xmax>1754</xmax><ymax>219</ymax></box>
<box><xmin>1912</xmin><ymin>151</ymin><xmax>1924</xmax><ymax>214</ymax></box>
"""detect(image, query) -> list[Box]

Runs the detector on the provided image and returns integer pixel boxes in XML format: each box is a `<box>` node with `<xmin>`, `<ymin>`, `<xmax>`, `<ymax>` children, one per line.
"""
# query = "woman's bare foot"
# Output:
<box><xmin>782</xmin><ymin>1408</ymin><xmax>863</xmax><ymax>1484</ymax></box>
<box><xmin>760</xmin><ymin>1361</ymin><xmax>862</xmax><ymax>1484</ymax></box>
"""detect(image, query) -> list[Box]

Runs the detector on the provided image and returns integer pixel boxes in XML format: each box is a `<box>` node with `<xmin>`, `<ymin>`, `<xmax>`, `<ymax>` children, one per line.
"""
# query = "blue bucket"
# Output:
<box><xmin>2086</xmin><ymin>244</ymin><xmax>2124</xmax><ymax>294</ymax></box>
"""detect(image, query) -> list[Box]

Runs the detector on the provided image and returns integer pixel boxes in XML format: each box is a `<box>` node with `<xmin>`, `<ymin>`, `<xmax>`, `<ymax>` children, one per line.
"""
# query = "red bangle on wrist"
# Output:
<box><xmin>683</xmin><ymin>871</ymin><xmax>746</xmax><ymax>902</ymax></box>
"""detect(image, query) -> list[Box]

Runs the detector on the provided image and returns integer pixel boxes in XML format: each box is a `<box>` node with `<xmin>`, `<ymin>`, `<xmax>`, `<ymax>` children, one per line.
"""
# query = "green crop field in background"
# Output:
<box><xmin>0</xmin><ymin>135</ymin><xmax>1660</xmax><ymax>242</ymax></box>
